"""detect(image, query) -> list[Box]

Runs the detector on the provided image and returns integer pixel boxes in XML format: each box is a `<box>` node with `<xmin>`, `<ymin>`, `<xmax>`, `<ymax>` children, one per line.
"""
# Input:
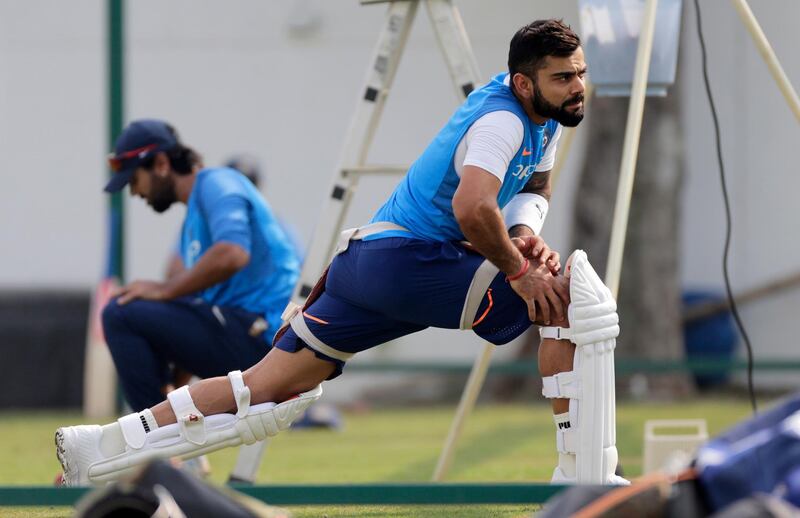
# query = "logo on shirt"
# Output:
<box><xmin>522</xmin><ymin>148</ymin><xmax>532</xmax><ymax>157</ymax></box>
<box><xmin>512</xmin><ymin>164</ymin><xmax>536</xmax><ymax>180</ymax></box>
<box><xmin>187</xmin><ymin>240</ymin><xmax>201</xmax><ymax>265</ymax></box>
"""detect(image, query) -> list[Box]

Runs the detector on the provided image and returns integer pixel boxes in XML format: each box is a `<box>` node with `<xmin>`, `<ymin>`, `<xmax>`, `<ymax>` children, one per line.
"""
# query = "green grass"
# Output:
<box><xmin>0</xmin><ymin>397</ymin><xmax>758</xmax><ymax>517</ymax></box>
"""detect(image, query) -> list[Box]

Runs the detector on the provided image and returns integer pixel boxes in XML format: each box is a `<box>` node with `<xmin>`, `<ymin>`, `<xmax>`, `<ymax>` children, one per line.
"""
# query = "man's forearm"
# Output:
<box><xmin>458</xmin><ymin>202</ymin><xmax>526</xmax><ymax>276</ymax></box>
<box><xmin>509</xmin><ymin>224</ymin><xmax>536</xmax><ymax>239</ymax></box>
<box><xmin>162</xmin><ymin>243</ymin><xmax>248</xmax><ymax>299</ymax></box>
<box><xmin>164</xmin><ymin>254</ymin><xmax>186</xmax><ymax>281</ymax></box>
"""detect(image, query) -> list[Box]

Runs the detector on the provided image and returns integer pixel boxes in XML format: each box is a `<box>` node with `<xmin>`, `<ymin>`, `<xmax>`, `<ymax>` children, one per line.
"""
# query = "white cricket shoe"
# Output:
<box><xmin>610</xmin><ymin>474</ymin><xmax>632</xmax><ymax>485</ymax></box>
<box><xmin>551</xmin><ymin>466</ymin><xmax>630</xmax><ymax>486</ymax></box>
<box><xmin>55</xmin><ymin>425</ymin><xmax>105</xmax><ymax>487</ymax></box>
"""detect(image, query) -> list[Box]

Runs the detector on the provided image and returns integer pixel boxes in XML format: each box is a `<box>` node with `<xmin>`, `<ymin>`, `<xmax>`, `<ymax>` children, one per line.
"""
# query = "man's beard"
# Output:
<box><xmin>148</xmin><ymin>174</ymin><xmax>177</xmax><ymax>213</ymax></box>
<box><xmin>532</xmin><ymin>83</ymin><xmax>584</xmax><ymax>127</ymax></box>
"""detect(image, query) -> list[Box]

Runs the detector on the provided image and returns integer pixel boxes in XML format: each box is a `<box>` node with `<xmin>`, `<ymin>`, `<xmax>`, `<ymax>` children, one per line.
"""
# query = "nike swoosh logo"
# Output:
<box><xmin>522</xmin><ymin>148</ymin><xmax>532</xmax><ymax>156</ymax></box>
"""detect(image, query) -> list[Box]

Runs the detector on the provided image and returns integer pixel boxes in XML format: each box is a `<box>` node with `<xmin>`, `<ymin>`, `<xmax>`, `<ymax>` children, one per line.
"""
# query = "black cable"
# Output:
<box><xmin>693</xmin><ymin>0</ymin><xmax>758</xmax><ymax>413</ymax></box>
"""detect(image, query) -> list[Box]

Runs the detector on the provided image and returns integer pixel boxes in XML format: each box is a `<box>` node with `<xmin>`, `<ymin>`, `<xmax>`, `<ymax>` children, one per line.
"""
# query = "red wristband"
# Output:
<box><xmin>506</xmin><ymin>258</ymin><xmax>530</xmax><ymax>282</ymax></box>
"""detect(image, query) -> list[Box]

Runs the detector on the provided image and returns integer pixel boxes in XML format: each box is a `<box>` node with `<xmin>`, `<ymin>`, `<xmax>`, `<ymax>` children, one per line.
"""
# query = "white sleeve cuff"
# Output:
<box><xmin>503</xmin><ymin>193</ymin><xmax>549</xmax><ymax>235</ymax></box>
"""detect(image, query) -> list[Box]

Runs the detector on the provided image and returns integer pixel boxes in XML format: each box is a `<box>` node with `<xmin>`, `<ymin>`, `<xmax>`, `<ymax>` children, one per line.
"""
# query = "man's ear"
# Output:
<box><xmin>153</xmin><ymin>152</ymin><xmax>170</xmax><ymax>177</ymax></box>
<box><xmin>512</xmin><ymin>72</ymin><xmax>534</xmax><ymax>97</ymax></box>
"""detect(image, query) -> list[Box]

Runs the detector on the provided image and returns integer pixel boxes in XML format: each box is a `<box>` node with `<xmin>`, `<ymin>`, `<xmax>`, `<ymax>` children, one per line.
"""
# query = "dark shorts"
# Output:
<box><xmin>102</xmin><ymin>296</ymin><xmax>271</xmax><ymax>411</ymax></box>
<box><xmin>274</xmin><ymin>237</ymin><xmax>531</xmax><ymax>377</ymax></box>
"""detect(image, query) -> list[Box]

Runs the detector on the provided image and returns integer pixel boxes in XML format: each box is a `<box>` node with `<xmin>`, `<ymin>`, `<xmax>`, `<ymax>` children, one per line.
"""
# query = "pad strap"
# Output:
<box><xmin>557</xmin><ymin>427</ymin><xmax>578</xmax><ymax>454</ymax></box>
<box><xmin>281</xmin><ymin>301</ymin><xmax>302</xmax><ymax>323</ymax></box>
<box><xmin>334</xmin><ymin>222</ymin><xmax>409</xmax><ymax>255</ymax></box>
<box><xmin>227</xmin><ymin>370</ymin><xmax>251</xmax><ymax>418</ymax></box>
<box><xmin>289</xmin><ymin>311</ymin><xmax>354</xmax><ymax>362</ymax></box>
<box><xmin>167</xmin><ymin>386</ymin><xmax>206</xmax><ymax>446</ymax></box>
<box><xmin>539</xmin><ymin>326</ymin><xmax>572</xmax><ymax>340</ymax></box>
<box><xmin>117</xmin><ymin>413</ymin><xmax>147</xmax><ymax>450</ymax></box>
<box><xmin>542</xmin><ymin>371</ymin><xmax>580</xmax><ymax>399</ymax></box>
<box><xmin>460</xmin><ymin>259</ymin><xmax>500</xmax><ymax>329</ymax></box>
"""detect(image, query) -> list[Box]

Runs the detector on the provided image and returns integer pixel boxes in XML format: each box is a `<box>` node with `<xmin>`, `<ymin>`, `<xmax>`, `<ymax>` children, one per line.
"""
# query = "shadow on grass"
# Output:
<box><xmin>383</xmin><ymin>420</ymin><xmax>551</xmax><ymax>482</ymax></box>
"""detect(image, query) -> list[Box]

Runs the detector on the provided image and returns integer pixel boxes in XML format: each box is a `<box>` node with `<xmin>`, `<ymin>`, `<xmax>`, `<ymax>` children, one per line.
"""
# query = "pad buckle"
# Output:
<box><xmin>178</xmin><ymin>413</ymin><xmax>206</xmax><ymax>445</ymax></box>
<box><xmin>335</xmin><ymin>228</ymin><xmax>360</xmax><ymax>255</ymax></box>
<box><xmin>281</xmin><ymin>302</ymin><xmax>302</xmax><ymax>323</ymax></box>
<box><xmin>179</xmin><ymin>413</ymin><xmax>206</xmax><ymax>445</ymax></box>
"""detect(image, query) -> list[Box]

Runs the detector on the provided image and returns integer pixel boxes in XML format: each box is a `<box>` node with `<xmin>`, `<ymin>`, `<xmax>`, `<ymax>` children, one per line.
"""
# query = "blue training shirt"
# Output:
<box><xmin>181</xmin><ymin>167</ymin><xmax>301</xmax><ymax>341</ymax></box>
<box><xmin>370</xmin><ymin>73</ymin><xmax>559</xmax><ymax>242</ymax></box>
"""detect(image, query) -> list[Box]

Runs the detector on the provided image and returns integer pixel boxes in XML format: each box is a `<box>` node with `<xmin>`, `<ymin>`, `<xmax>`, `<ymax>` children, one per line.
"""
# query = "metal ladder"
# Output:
<box><xmin>227</xmin><ymin>0</ymin><xmax>483</xmax><ymax>484</ymax></box>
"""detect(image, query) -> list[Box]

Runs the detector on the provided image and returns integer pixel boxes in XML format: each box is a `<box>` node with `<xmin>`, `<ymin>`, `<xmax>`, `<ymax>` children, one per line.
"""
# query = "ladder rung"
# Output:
<box><xmin>343</xmin><ymin>165</ymin><xmax>409</xmax><ymax>177</ymax></box>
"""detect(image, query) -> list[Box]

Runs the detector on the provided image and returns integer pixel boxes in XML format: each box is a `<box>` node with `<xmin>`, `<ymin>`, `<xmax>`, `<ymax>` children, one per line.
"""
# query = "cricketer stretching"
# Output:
<box><xmin>56</xmin><ymin>20</ymin><xmax>626</xmax><ymax>486</ymax></box>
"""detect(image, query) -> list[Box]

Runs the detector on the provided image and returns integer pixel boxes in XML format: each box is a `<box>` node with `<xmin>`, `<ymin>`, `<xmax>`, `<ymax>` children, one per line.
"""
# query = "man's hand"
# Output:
<box><xmin>114</xmin><ymin>280</ymin><xmax>170</xmax><ymax>305</ymax></box>
<box><xmin>511</xmin><ymin>235</ymin><xmax>561</xmax><ymax>275</ymax></box>
<box><xmin>451</xmin><ymin>165</ymin><xmax>565</xmax><ymax>322</ymax></box>
<box><xmin>509</xmin><ymin>262</ymin><xmax>569</xmax><ymax>324</ymax></box>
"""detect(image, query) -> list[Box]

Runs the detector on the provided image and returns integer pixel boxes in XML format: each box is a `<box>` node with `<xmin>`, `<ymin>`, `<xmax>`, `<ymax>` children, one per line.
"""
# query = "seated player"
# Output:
<box><xmin>56</xmin><ymin>19</ymin><xmax>625</xmax><ymax>486</ymax></box>
<box><xmin>100</xmin><ymin>120</ymin><xmax>300</xmax><ymax>413</ymax></box>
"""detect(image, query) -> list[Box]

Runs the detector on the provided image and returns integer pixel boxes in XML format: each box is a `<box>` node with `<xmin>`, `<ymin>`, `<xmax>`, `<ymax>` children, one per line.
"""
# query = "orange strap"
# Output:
<box><xmin>471</xmin><ymin>289</ymin><xmax>493</xmax><ymax>327</ymax></box>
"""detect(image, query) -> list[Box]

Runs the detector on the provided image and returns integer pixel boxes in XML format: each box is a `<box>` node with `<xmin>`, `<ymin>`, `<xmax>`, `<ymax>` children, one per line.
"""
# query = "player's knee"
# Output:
<box><xmin>100</xmin><ymin>297</ymin><xmax>137</xmax><ymax>346</ymax></box>
<box><xmin>241</xmin><ymin>366</ymin><xmax>312</xmax><ymax>404</ymax></box>
<box><xmin>101</xmin><ymin>298</ymin><xmax>124</xmax><ymax>332</ymax></box>
<box><xmin>241</xmin><ymin>346</ymin><xmax>335</xmax><ymax>403</ymax></box>
<box><xmin>538</xmin><ymin>340</ymin><xmax>575</xmax><ymax>377</ymax></box>
<box><xmin>546</xmin><ymin>314</ymin><xmax>570</xmax><ymax>328</ymax></box>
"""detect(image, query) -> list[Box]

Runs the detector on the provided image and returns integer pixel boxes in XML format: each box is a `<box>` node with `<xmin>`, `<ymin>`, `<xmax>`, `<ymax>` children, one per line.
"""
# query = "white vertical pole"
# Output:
<box><xmin>228</xmin><ymin>441</ymin><xmax>269</xmax><ymax>484</ymax></box>
<box><xmin>731</xmin><ymin>0</ymin><xmax>800</xmax><ymax>123</ymax></box>
<box><xmin>604</xmin><ymin>0</ymin><xmax>659</xmax><ymax>297</ymax></box>
<box><xmin>432</xmin><ymin>342</ymin><xmax>494</xmax><ymax>481</ymax></box>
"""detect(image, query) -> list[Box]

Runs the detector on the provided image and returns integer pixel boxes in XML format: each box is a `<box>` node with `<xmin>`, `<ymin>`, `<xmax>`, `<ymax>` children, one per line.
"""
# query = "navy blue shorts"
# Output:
<box><xmin>274</xmin><ymin>237</ymin><xmax>531</xmax><ymax>377</ymax></box>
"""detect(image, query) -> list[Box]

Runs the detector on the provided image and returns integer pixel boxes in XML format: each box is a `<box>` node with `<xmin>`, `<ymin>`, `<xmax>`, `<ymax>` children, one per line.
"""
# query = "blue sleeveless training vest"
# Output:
<box><xmin>370</xmin><ymin>72</ymin><xmax>559</xmax><ymax>242</ymax></box>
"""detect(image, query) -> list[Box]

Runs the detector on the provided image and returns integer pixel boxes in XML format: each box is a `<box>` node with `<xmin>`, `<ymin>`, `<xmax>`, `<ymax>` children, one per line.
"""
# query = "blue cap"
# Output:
<box><xmin>105</xmin><ymin>119</ymin><xmax>178</xmax><ymax>193</ymax></box>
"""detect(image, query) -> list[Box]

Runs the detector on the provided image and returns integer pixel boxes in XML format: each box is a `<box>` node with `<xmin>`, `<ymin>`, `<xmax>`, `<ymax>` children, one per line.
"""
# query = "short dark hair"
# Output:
<box><xmin>140</xmin><ymin>123</ymin><xmax>202</xmax><ymax>175</ymax></box>
<box><xmin>508</xmin><ymin>20</ymin><xmax>581</xmax><ymax>86</ymax></box>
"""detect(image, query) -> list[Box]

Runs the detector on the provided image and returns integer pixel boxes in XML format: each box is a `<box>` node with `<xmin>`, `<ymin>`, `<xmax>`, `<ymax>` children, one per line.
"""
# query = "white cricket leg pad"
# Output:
<box><xmin>573</xmin><ymin>339</ymin><xmax>619</xmax><ymax>484</ymax></box>
<box><xmin>540</xmin><ymin>250</ymin><xmax>622</xmax><ymax>485</ymax></box>
<box><xmin>541</xmin><ymin>362</ymin><xmax>580</xmax><ymax>479</ymax></box>
<box><xmin>58</xmin><ymin>372</ymin><xmax>323</xmax><ymax>485</ymax></box>
<box><xmin>568</xmin><ymin>250</ymin><xmax>620</xmax><ymax>484</ymax></box>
